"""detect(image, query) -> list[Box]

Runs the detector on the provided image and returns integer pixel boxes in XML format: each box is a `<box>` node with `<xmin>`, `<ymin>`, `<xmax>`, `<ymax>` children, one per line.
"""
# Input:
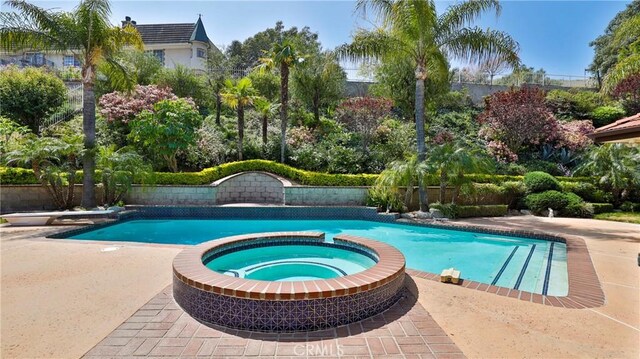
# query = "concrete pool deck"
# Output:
<box><xmin>1</xmin><ymin>216</ymin><xmax>638</xmax><ymax>358</ymax></box>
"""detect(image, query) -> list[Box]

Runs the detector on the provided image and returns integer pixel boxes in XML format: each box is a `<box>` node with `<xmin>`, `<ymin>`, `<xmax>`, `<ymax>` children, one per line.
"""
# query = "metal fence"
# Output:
<box><xmin>39</xmin><ymin>82</ymin><xmax>83</xmax><ymax>132</ymax></box>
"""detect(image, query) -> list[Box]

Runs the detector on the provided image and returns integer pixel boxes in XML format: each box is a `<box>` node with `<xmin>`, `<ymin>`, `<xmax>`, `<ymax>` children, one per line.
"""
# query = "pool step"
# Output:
<box><xmin>491</xmin><ymin>244</ymin><xmax>551</xmax><ymax>292</ymax></box>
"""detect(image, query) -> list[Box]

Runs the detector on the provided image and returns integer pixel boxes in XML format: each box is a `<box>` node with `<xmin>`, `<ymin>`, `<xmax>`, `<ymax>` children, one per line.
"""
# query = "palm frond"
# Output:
<box><xmin>336</xmin><ymin>29</ymin><xmax>405</xmax><ymax>63</ymax></box>
<box><xmin>440</xmin><ymin>27</ymin><xmax>520</xmax><ymax>67</ymax></box>
<box><xmin>438</xmin><ymin>0</ymin><xmax>500</xmax><ymax>33</ymax></box>
<box><xmin>0</xmin><ymin>1</ymin><xmax>72</xmax><ymax>51</ymax></box>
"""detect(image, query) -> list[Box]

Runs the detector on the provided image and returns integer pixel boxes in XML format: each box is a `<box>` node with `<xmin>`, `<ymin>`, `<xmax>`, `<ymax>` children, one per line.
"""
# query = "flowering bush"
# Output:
<box><xmin>556</xmin><ymin>120</ymin><xmax>594</xmax><ymax>151</ymax></box>
<box><xmin>286</xmin><ymin>126</ymin><xmax>315</xmax><ymax>148</ymax></box>
<box><xmin>612</xmin><ymin>72</ymin><xmax>640</xmax><ymax>115</ymax></box>
<box><xmin>99</xmin><ymin>85</ymin><xmax>189</xmax><ymax>123</ymax></box>
<box><xmin>479</xmin><ymin>87</ymin><xmax>559</xmax><ymax>162</ymax></box>
<box><xmin>336</xmin><ymin>97</ymin><xmax>393</xmax><ymax>151</ymax></box>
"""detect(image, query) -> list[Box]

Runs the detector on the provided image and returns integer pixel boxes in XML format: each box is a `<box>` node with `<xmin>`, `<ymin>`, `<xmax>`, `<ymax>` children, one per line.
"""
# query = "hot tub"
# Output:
<box><xmin>173</xmin><ymin>232</ymin><xmax>405</xmax><ymax>332</ymax></box>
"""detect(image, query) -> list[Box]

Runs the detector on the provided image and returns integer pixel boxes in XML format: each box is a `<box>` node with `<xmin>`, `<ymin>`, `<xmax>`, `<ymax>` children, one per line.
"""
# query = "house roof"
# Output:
<box><xmin>134</xmin><ymin>16</ymin><xmax>211</xmax><ymax>45</ymax></box>
<box><xmin>590</xmin><ymin>112</ymin><xmax>640</xmax><ymax>144</ymax></box>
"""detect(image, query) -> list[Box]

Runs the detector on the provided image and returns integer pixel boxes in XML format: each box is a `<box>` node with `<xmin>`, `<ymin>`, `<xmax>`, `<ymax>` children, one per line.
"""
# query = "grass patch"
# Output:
<box><xmin>594</xmin><ymin>212</ymin><xmax>640</xmax><ymax>224</ymax></box>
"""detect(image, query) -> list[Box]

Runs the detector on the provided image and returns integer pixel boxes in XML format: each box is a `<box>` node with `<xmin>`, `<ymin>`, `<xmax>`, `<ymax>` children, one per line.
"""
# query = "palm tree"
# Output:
<box><xmin>1</xmin><ymin>0</ymin><xmax>142</xmax><ymax>208</ymax></box>
<box><xmin>375</xmin><ymin>155</ymin><xmax>429</xmax><ymax>210</ymax></box>
<box><xmin>428</xmin><ymin>143</ymin><xmax>493</xmax><ymax>204</ymax></box>
<box><xmin>258</xmin><ymin>40</ymin><xmax>303</xmax><ymax>163</ymax></box>
<box><xmin>221</xmin><ymin>77</ymin><xmax>259</xmax><ymax>160</ymax></box>
<box><xmin>576</xmin><ymin>144</ymin><xmax>640</xmax><ymax>205</ymax></box>
<box><xmin>338</xmin><ymin>0</ymin><xmax>519</xmax><ymax>211</ymax></box>
<box><xmin>253</xmin><ymin>97</ymin><xmax>279</xmax><ymax>145</ymax></box>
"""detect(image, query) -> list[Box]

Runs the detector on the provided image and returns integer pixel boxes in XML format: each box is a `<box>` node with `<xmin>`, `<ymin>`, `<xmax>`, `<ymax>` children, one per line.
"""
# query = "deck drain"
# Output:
<box><xmin>101</xmin><ymin>246</ymin><xmax>121</xmax><ymax>252</ymax></box>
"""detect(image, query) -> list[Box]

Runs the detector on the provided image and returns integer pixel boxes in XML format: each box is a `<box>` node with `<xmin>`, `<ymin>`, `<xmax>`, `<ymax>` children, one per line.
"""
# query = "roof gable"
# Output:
<box><xmin>134</xmin><ymin>16</ymin><xmax>211</xmax><ymax>46</ymax></box>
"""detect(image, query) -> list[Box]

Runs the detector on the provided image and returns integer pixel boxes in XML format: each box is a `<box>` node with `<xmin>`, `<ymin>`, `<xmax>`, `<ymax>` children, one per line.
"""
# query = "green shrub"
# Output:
<box><xmin>429</xmin><ymin>203</ymin><xmax>507</xmax><ymax>218</ymax></box>
<box><xmin>0</xmin><ymin>167</ymin><xmax>38</xmax><ymax>184</ymax></box>
<box><xmin>469</xmin><ymin>183</ymin><xmax>504</xmax><ymax>205</ymax></box>
<box><xmin>522</xmin><ymin>159</ymin><xmax>562</xmax><ymax>176</ymax></box>
<box><xmin>559</xmin><ymin>181</ymin><xmax>611</xmax><ymax>203</ymax></box>
<box><xmin>590</xmin><ymin>106</ymin><xmax>625</xmax><ymax>127</ymax></box>
<box><xmin>366</xmin><ymin>185</ymin><xmax>404</xmax><ymax>212</ymax></box>
<box><xmin>501</xmin><ymin>181</ymin><xmax>526</xmax><ymax>209</ymax></box>
<box><xmin>560</xmin><ymin>192</ymin><xmax>593</xmax><ymax>218</ymax></box>
<box><xmin>591</xmin><ymin>203</ymin><xmax>614</xmax><ymax>214</ymax></box>
<box><xmin>0</xmin><ymin>160</ymin><xmax>596</xmax><ymax>186</ymax></box>
<box><xmin>429</xmin><ymin>202</ymin><xmax>459</xmax><ymax>218</ymax></box>
<box><xmin>524</xmin><ymin>171</ymin><xmax>561</xmax><ymax>193</ymax></box>
<box><xmin>524</xmin><ymin>190</ymin><xmax>570</xmax><ymax>214</ymax></box>
<box><xmin>619</xmin><ymin>201</ymin><xmax>640</xmax><ymax>212</ymax></box>
<box><xmin>456</xmin><ymin>205</ymin><xmax>508</xmax><ymax>218</ymax></box>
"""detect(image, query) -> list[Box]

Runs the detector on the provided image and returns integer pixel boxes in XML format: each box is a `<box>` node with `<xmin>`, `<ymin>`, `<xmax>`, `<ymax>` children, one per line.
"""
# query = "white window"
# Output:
<box><xmin>197</xmin><ymin>48</ymin><xmax>206</xmax><ymax>58</ymax></box>
<box><xmin>63</xmin><ymin>55</ymin><xmax>79</xmax><ymax>67</ymax></box>
<box><xmin>146</xmin><ymin>49</ymin><xmax>165</xmax><ymax>65</ymax></box>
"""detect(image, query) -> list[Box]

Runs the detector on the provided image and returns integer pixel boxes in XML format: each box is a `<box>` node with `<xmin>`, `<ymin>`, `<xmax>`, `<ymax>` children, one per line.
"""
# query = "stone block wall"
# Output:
<box><xmin>285</xmin><ymin>187</ymin><xmax>368</xmax><ymax>206</ymax></box>
<box><xmin>215</xmin><ymin>172</ymin><xmax>285</xmax><ymax>205</ymax></box>
<box><xmin>0</xmin><ymin>185</ymin><xmax>101</xmax><ymax>213</ymax></box>
<box><xmin>125</xmin><ymin>186</ymin><xmax>216</xmax><ymax>206</ymax></box>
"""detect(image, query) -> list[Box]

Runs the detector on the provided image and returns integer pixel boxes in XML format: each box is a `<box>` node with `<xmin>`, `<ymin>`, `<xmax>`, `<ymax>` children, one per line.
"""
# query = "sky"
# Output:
<box><xmin>14</xmin><ymin>0</ymin><xmax>633</xmax><ymax>77</ymax></box>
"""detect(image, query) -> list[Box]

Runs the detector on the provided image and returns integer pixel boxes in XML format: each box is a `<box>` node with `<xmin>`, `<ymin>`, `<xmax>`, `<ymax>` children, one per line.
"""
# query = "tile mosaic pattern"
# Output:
<box><xmin>82</xmin><ymin>284</ymin><xmax>465</xmax><ymax>359</ymax></box>
<box><xmin>175</xmin><ymin>273</ymin><xmax>405</xmax><ymax>332</ymax></box>
<box><xmin>173</xmin><ymin>232</ymin><xmax>406</xmax><ymax>332</ymax></box>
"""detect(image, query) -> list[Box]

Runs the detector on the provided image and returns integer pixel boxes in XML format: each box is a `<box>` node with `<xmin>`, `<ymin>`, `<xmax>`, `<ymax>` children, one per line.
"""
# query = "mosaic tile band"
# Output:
<box><xmin>172</xmin><ymin>232</ymin><xmax>406</xmax><ymax>332</ymax></box>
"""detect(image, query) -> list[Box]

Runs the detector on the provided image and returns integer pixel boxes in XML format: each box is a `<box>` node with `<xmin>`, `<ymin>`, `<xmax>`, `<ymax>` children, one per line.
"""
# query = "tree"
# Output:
<box><xmin>226</xmin><ymin>21</ymin><xmax>321</xmax><ymax>69</ymax></box>
<box><xmin>248</xmin><ymin>70</ymin><xmax>280</xmax><ymax>102</ymax></box>
<box><xmin>374</xmin><ymin>155</ymin><xmax>428</xmax><ymax>210</ymax></box>
<box><xmin>156</xmin><ymin>64</ymin><xmax>208</xmax><ymax>110</ymax></box>
<box><xmin>335</xmin><ymin>97</ymin><xmax>392</xmax><ymax>152</ymax></box>
<box><xmin>612</xmin><ymin>72</ymin><xmax>640</xmax><ymax>115</ymax></box>
<box><xmin>589</xmin><ymin>1</ymin><xmax>640</xmax><ymax>88</ymax></box>
<box><xmin>479</xmin><ymin>54</ymin><xmax>512</xmax><ymax>85</ymax></box>
<box><xmin>220</xmin><ymin>78</ymin><xmax>259</xmax><ymax>160</ymax></box>
<box><xmin>338</xmin><ymin>0</ymin><xmax>519</xmax><ymax>211</ymax></box>
<box><xmin>576</xmin><ymin>144</ymin><xmax>640</xmax><ymax>205</ymax></box>
<box><xmin>426</xmin><ymin>142</ymin><xmax>492</xmax><ymax>204</ymax></box>
<box><xmin>291</xmin><ymin>52</ymin><xmax>346</xmax><ymax>124</ymax></box>
<box><xmin>95</xmin><ymin>50</ymin><xmax>163</xmax><ymax>96</ymax></box>
<box><xmin>601</xmin><ymin>13</ymin><xmax>640</xmax><ymax>93</ymax></box>
<box><xmin>206</xmin><ymin>48</ymin><xmax>232</xmax><ymax>125</ymax></box>
<box><xmin>478</xmin><ymin>87</ymin><xmax>558</xmax><ymax>162</ymax></box>
<box><xmin>253</xmin><ymin>97</ymin><xmax>279</xmax><ymax>145</ymax></box>
<box><xmin>1</xmin><ymin>0</ymin><xmax>143</xmax><ymax>208</ymax></box>
<box><xmin>259</xmin><ymin>39</ymin><xmax>304</xmax><ymax>163</ymax></box>
<box><xmin>128</xmin><ymin>99</ymin><xmax>201</xmax><ymax>172</ymax></box>
<box><xmin>97</xmin><ymin>145</ymin><xmax>152</xmax><ymax>206</ymax></box>
<box><xmin>0</xmin><ymin>66</ymin><xmax>66</xmax><ymax>133</ymax></box>
<box><xmin>6</xmin><ymin>134</ymin><xmax>84</xmax><ymax>209</ymax></box>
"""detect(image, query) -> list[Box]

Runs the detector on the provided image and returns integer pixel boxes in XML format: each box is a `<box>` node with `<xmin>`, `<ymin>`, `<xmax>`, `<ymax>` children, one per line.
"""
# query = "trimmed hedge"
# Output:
<box><xmin>154</xmin><ymin>160</ymin><xmax>379</xmax><ymax>186</ymax></box>
<box><xmin>591</xmin><ymin>203</ymin><xmax>614</xmax><ymax>214</ymax></box>
<box><xmin>524</xmin><ymin>190</ymin><xmax>570</xmax><ymax>214</ymax></box>
<box><xmin>0</xmin><ymin>160</ymin><xmax>594</xmax><ymax>186</ymax></box>
<box><xmin>0</xmin><ymin>167</ymin><xmax>38</xmax><ymax>184</ymax></box>
<box><xmin>560</xmin><ymin>192</ymin><xmax>593</xmax><ymax>218</ymax></box>
<box><xmin>524</xmin><ymin>171</ymin><xmax>561</xmax><ymax>193</ymax></box>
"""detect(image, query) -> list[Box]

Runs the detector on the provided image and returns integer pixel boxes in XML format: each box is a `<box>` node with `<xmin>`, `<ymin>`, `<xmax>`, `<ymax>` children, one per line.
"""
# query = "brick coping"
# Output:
<box><xmin>173</xmin><ymin>232</ymin><xmax>406</xmax><ymax>301</ymax></box>
<box><xmin>403</xmin><ymin>220</ymin><xmax>605</xmax><ymax>309</ymax></box>
<box><xmin>45</xmin><ymin>208</ymin><xmax>604</xmax><ymax>307</ymax></box>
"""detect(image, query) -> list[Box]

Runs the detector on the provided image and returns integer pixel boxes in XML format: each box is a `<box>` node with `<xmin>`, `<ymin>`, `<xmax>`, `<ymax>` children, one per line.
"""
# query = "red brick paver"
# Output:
<box><xmin>82</xmin><ymin>282</ymin><xmax>464</xmax><ymax>358</ymax></box>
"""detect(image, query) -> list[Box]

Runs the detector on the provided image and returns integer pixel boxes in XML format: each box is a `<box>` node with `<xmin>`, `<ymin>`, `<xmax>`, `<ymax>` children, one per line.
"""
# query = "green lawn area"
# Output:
<box><xmin>594</xmin><ymin>212</ymin><xmax>640</xmax><ymax>224</ymax></box>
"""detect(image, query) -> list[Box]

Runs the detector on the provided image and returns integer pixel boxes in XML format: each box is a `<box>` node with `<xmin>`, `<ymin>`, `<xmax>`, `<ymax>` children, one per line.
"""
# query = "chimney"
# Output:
<box><xmin>121</xmin><ymin>16</ymin><xmax>134</xmax><ymax>28</ymax></box>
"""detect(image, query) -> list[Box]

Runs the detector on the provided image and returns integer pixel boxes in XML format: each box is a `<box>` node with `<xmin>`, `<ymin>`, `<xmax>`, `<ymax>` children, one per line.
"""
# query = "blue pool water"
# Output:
<box><xmin>69</xmin><ymin>219</ymin><xmax>568</xmax><ymax>295</ymax></box>
<box><xmin>204</xmin><ymin>245</ymin><xmax>376</xmax><ymax>281</ymax></box>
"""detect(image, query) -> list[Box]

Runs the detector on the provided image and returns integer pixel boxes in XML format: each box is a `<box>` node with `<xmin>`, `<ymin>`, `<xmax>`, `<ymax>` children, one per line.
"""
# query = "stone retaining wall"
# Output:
<box><xmin>126</xmin><ymin>186</ymin><xmax>216</xmax><ymax>206</ymax></box>
<box><xmin>0</xmin><ymin>185</ymin><xmax>101</xmax><ymax>212</ymax></box>
<box><xmin>285</xmin><ymin>187</ymin><xmax>368</xmax><ymax>206</ymax></box>
<box><xmin>214</xmin><ymin>172</ymin><xmax>285</xmax><ymax>205</ymax></box>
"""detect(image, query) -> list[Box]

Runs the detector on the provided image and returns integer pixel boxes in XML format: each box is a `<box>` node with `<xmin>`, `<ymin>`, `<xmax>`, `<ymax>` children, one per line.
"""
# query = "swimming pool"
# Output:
<box><xmin>68</xmin><ymin>218</ymin><xmax>568</xmax><ymax>296</ymax></box>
